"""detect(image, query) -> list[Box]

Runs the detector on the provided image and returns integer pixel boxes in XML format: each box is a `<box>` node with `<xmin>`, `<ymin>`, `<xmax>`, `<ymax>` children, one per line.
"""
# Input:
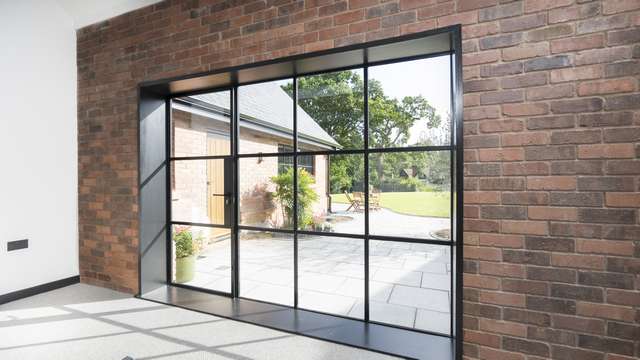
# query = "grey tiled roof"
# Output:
<box><xmin>191</xmin><ymin>81</ymin><xmax>340</xmax><ymax>148</ymax></box>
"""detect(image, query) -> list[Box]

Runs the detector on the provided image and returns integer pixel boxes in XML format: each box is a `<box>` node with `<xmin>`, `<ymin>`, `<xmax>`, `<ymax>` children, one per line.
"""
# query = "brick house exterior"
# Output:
<box><xmin>171</xmin><ymin>90</ymin><xmax>332</xmax><ymax>228</ymax></box>
<box><xmin>77</xmin><ymin>0</ymin><xmax>640</xmax><ymax>359</ymax></box>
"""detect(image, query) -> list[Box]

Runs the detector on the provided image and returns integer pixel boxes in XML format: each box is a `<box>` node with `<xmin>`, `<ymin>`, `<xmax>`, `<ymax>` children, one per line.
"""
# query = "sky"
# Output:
<box><xmin>369</xmin><ymin>55</ymin><xmax>452</xmax><ymax>145</ymax></box>
<box><xmin>255</xmin><ymin>55</ymin><xmax>453</xmax><ymax>146</ymax></box>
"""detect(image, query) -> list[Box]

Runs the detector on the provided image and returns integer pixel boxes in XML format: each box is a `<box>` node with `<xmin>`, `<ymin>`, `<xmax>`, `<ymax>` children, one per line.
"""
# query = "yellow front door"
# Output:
<box><xmin>207</xmin><ymin>133</ymin><xmax>229</xmax><ymax>236</ymax></box>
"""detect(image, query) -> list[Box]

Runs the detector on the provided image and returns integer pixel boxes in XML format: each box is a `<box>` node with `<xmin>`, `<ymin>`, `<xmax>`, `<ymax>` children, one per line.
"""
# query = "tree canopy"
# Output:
<box><xmin>283</xmin><ymin>70</ymin><xmax>447</xmax><ymax>193</ymax></box>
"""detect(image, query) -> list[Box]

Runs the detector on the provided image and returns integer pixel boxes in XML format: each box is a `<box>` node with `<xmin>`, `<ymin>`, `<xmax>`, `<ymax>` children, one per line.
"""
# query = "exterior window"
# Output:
<box><xmin>278</xmin><ymin>144</ymin><xmax>314</xmax><ymax>175</ymax></box>
<box><xmin>153</xmin><ymin>32</ymin><xmax>462</xmax><ymax>347</ymax></box>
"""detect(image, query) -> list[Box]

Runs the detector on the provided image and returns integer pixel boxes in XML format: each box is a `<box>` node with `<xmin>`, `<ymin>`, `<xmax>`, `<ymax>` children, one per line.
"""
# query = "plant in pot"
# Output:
<box><xmin>173</xmin><ymin>226</ymin><xmax>202</xmax><ymax>283</ymax></box>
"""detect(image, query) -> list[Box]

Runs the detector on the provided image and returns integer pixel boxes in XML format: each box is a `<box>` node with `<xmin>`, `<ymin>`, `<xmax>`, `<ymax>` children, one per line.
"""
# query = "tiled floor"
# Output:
<box><xmin>184</xmin><ymin>213</ymin><xmax>452</xmax><ymax>334</ymax></box>
<box><xmin>0</xmin><ymin>284</ymin><xmax>399</xmax><ymax>360</ymax></box>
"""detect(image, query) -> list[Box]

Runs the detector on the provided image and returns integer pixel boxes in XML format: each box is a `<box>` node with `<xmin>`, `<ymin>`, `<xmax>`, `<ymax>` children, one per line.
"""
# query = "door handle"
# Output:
<box><xmin>212</xmin><ymin>193</ymin><xmax>232</xmax><ymax>205</ymax></box>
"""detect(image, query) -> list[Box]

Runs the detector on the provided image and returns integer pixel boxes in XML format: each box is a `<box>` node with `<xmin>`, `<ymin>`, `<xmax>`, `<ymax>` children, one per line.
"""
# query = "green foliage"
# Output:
<box><xmin>399</xmin><ymin>176</ymin><xmax>425</xmax><ymax>191</ymax></box>
<box><xmin>369</xmin><ymin>142</ymin><xmax>449</xmax><ymax>191</ymax></box>
<box><xmin>173</xmin><ymin>226</ymin><xmax>202</xmax><ymax>259</ymax></box>
<box><xmin>397</xmin><ymin>177</ymin><xmax>440</xmax><ymax>192</ymax></box>
<box><xmin>369</xmin><ymin>151</ymin><xmax>424</xmax><ymax>189</ymax></box>
<box><xmin>331</xmin><ymin>191</ymin><xmax>450</xmax><ymax>218</ymax></box>
<box><xmin>284</xmin><ymin>71</ymin><xmax>364</xmax><ymax>150</ymax></box>
<box><xmin>368</xmin><ymin>79</ymin><xmax>440</xmax><ymax>149</ymax></box>
<box><xmin>423</xmin><ymin>150</ymin><xmax>450</xmax><ymax>188</ymax></box>
<box><xmin>270</xmin><ymin>167</ymin><xmax>318</xmax><ymax>228</ymax></box>
<box><xmin>285</xmin><ymin>71</ymin><xmax>441</xmax><ymax>191</ymax></box>
<box><xmin>329</xmin><ymin>154</ymin><xmax>364</xmax><ymax>193</ymax></box>
<box><xmin>329</xmin><ymin>159</ymin><xmax>351</xmax><ymax>193</ymax></box>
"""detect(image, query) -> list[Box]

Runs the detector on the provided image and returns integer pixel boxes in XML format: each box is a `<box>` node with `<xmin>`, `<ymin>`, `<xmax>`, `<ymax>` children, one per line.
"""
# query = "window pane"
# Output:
<box><xmin>239</xmin><ymin>156</ymin><xmax>292</xmax><ymax>230</ymax></box>
<box><xmin>368</xmin><ymin>56</ymin><xmax>451</xmax><ymax>148</ymax></box>
<box><xmin>277</xmin><ymin>145</ymin><xmax>315</xmax><ymax>175</ymax></box>
<box><xmin>172</xmin><ymin>90</ymin><xmax>231</xmax><ymax>157</ymax></box>
<box><xmin>369</xmin><ymin>240</ymin><xmax>450</xmax><ymax>334</ymax></box>
<box><xmin>172</xmin><ymin>225</ymin><xmax>231</xmax><ymax>294</ymax></box>
<box><xmin>299</xmin><ymin>154</ymin><xmax>364</xmax><ymax>234</ymax></box>
<box><xmin>296</xmin><ymin>69</ymin><xmax>364</xmax><ymax>151</ymax></box>
<box><xmin>278</xmin><ymin>145</ymin><xmax>294</xmax><ymax>174</ymax></box>
<box><xmin>368</xmin><ymin>151</ymin><xmax>451</xmax><ymax>240</ymax></box>
<box><xmin>298</xmin><ymin>235</ymin><xmax>364</xmax><ymax>319</ymax></box>
<box><xmin>239</xmin><ymin>230</ymin><xmax>294</xmax><ymax>306</ymax></box>
<box><xmin>239</xmin><ymin>79</ymin><xmax>293</xmax><ymax>154</ymax></box>
<box><xmin>171</xmin><ymin>159</ymin><xmax>229</xmax><ymax>225</ymax></box>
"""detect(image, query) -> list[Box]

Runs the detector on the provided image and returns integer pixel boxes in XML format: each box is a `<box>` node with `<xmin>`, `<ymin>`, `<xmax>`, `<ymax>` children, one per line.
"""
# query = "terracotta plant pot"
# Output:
<box><xmin>175</xmin><ymin>255</ymin><xmax>196</xmax><ymax>283</ymax></box>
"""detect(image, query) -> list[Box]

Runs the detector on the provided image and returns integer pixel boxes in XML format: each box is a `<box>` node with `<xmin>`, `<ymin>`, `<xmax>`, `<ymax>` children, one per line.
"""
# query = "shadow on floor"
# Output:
<box><xmin>0</xmin><ymin>284</ymin><xmax>399</xmax><ymax>360</ymax></box>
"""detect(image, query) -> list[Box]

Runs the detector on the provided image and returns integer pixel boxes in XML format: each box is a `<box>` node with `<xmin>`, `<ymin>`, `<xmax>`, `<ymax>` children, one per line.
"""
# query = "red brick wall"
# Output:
<box><xmin>77</xmin><ymin>0</ymin><xmax>640</xmax><ymax>358</ymax></box>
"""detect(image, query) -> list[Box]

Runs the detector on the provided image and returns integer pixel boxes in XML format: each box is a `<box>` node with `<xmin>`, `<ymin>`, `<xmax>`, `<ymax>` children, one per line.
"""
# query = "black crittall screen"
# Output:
<box><xmin>139</xmin><ymin>27</ymin><xmax>462</xmax><ymax>346</ymax></box>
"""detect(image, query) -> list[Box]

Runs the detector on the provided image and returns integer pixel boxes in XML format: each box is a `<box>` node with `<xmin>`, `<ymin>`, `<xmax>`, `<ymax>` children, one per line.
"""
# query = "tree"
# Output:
<box><xmin>283</xmin><ymin>71</ymin><xmax>441</xmax><ymax>192</ymax></box>
<box><xmin>291</xmin><ymin>71</ymin><xmax>365</xmax><ymax>150</ymax></box>
<box><xmin>283</xmin><ymin>72</ymin><xmax>365</xmax><ymax>192</ymax></box>
<box><xmin>328</xmin><ymin>155</ymin><xmax>354</xmax><ymax>193</ymax></box>
<box><xmin>368</xmin><ymin>79</ymin><xmax>440</xmax><ymax>183</ymax></box>
<box><xmin>270</xmin><ymin>168</ymin><xmax>318</xmax><ymax>228</ymax></box>
<box><xmin>367</xmin><ymin>81</ymin><xmax>440</xmax><ymax>148</ymax></box>
<box><xmin>416</xmin><ymin>114</ymin><xmax>451</xmax><ymax>189</ymax></box>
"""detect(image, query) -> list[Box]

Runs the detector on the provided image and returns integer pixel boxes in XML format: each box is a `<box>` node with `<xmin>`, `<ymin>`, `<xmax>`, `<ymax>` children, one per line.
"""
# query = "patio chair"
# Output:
<box><xmin>369</xmin><ymin>189</ymin><xmax>381</xmax><ymax>211</ymax></box>
<box><xmin>344</xmin><ymin>191</ymin><xmax>362</xmax><ymax>212</ymax></box>
<box><xmin>354</xmin><ymin>192</ymin><xmax>365</xmax><ymax>211</ymax></box>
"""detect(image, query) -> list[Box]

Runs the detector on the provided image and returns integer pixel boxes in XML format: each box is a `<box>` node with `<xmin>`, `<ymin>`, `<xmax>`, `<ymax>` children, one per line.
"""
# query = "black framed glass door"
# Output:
<box><xmin>169</xmin><ymin>89</ymin><xmax>234</xmax><ymax>295</ymax></box>
<box><xmin>161</xmin><ymin>32</ymin><xmax>461</xmax><ymax>339</ymax></box>
<box><xmin>139</xmin><ymin>26</ymin><xmax>463</xmax><ymax>359</ymax></box>
<box><xmin>168</xmin><ymin>58</ymin><xmax>455</xmax><ymax>335</ymax></box>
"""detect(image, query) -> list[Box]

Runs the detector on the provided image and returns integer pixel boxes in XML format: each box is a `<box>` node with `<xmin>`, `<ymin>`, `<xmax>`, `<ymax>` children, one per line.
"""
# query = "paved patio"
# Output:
<box><xmin>329</xmin><ymin>203</ymin><xmax>450</xmax><ymax>239</ymax></box>
<box><xmin>183</xmin><ymin>209</ymin><xmax>451</xmax><ymax>335</ymax></box>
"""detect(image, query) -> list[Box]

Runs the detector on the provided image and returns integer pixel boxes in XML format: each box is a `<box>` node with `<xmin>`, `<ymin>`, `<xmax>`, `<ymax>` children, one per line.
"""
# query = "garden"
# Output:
<box><xmin>282</xmin><ymin>70</ymin><xmax>451</xmax><ymax>227</ymax></box>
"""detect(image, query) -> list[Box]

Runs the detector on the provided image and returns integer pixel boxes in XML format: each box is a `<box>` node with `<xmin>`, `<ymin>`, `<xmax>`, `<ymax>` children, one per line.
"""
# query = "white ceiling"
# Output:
<box><xmin>56</xmin><ymin>0</ymin><xmax>163</xmax><ymax>29</ymax></box>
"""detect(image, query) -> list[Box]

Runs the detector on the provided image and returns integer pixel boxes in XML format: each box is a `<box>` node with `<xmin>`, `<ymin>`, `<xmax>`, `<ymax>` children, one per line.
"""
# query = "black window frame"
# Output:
<box><xmin>169</xmin><ymin>55</ymin><xmax>456</xmax><ymax>330</ymax></box>
<box><xmin>138</xmin><ymin>25</ymin><xmax>464</xmax><ymax>360</ymax></box>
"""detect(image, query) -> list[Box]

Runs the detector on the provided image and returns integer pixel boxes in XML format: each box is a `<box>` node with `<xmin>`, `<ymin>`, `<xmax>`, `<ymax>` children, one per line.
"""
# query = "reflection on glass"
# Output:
<box><xmin>299</xmin><ymin>154</ymin><xmax>364</xmax><ymax>234</ymax></box>
<box><xmin>171</xmin><ymin>159</ymin><xmax>228</xmax><ymax>225</ymax></box>
<box><xmin>298</xmin><ymin>235</ymin><xmax>364</xmax><ymax>318</ymax></box>
<box><xmin>172</xmin><ymin>90</ymin><xmax>231</xmax><ymax>157</ymax></box>
<box><xmin>238</xmin><ymin>79</ymin><xmax>293</xmax><ymax>154</ymax></box>
<box><xmin>238</xmin><ymin>156</ymin><xmax>293</xmax><ymax>229</ymax></box>
<box><xmin>296</xmin><ymin>69</ymin><xmax>364</xmax><ymax>151</ymax></box>
<box><xmin>368</xmin><ymin>56</ymin><xmax>451</xmax><ymax>148</ymax></box>
<box><xmin>172</xmin><ymin>225</ymin><xmax>231</xmax><ymax>294</ymax></box>
<box><xmin>166</xmin><ymin>55</ymin><xmax>457</xmax><ymax>334</ymax></box>
<box><xmin>368</xmin><ymin>151</ymin><xmax>451</xmax><ymax>240</ymax></box>
<box><xmin>369</xmin><ymin>241</ymin><xmax>451</xmax><ymax>334</ymax></box>
<box><xmin>239</xmin><ymin>230</ymin><xmax>294</xmax><ymax>306</ymax></box>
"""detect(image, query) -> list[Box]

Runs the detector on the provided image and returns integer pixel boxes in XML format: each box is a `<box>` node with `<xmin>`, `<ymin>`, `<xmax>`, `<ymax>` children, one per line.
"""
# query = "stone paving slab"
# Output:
<box><xmin>388</xmin><ymin>286</ymin><xmax>450</xmax><ymax>313</ymax></box>
<box><xmin>415</xmin><ymin>309</ymin><xmax>451</xmax><ymax>334</ymax></box>
<box><xmin>183</xmin><ymin>221</ymin><xmax>451</xmax><ymax>333</ymax></box>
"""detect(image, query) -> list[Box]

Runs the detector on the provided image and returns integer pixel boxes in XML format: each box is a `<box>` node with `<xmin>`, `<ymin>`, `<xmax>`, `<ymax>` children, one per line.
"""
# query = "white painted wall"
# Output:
<box><xmin>0</xmin><ymin>1</ymin><xmax>78</xmax><ymax>295</ymax></box>
<box><xmin>56</xmin><ymin>0</ymin><xmax>163</xmax><ymax>29</ymax></box>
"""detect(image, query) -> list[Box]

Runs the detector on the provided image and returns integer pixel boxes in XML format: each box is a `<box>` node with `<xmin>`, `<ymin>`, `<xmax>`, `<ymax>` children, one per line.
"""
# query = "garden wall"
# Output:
<box><xmin>77</xmin><ymin>0</ymin><xmax>640</xmax><ymax>358</ymax></box>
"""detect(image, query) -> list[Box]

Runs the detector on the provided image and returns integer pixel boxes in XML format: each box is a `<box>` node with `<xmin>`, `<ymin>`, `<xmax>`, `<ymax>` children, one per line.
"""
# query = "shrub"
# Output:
<box><xmin>399</xmin><ymin>176</ymin><xmax>423</xmax><ymax>191</ymax></box>
<box><xmin>271</xmin><ymin>167</ymin><xmax>318</xmax><ymax>228</ymax></box>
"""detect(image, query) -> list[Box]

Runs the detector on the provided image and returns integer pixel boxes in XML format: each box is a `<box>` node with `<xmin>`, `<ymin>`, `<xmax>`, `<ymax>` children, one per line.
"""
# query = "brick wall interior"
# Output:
<box><xmin>77</xmin><ymin>0</ymin><xmax>640</xmax><ymax>358</ymax></box>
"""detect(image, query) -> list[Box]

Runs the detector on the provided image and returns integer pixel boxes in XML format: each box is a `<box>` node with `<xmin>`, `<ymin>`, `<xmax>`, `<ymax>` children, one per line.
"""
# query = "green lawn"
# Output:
<box><xmin>331</xmin><ymin>191</ymin><xmax>451</xmax><ymax>218</ymax></box>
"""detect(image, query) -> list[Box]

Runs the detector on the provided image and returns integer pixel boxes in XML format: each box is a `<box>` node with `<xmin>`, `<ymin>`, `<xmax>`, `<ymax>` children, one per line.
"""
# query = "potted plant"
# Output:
<box><xmin>173</xmin><ymin>226</ymin><xmax>202</xmax><ymax>283</ymax></box>
<box><xmin>311</xmin><ymin>215</ymin><xmax>334</xmax><ymax>232</ymax></box>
